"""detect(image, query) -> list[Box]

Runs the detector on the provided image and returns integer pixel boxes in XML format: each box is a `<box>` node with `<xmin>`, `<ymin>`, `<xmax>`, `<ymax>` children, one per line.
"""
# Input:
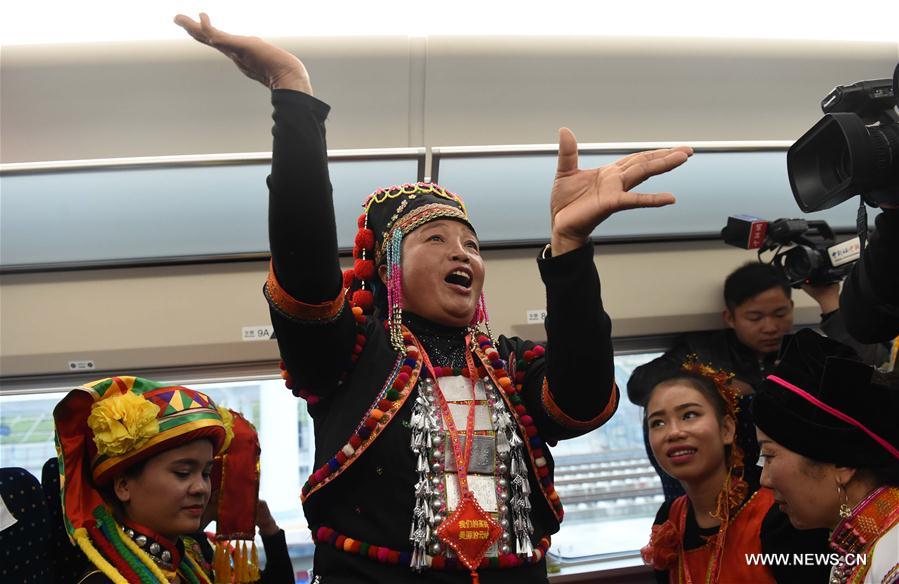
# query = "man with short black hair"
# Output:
<box><xmin>629</xmin><ymin>262</ymin><xmax>885</xmax><ymax>407</ymax></box>
<box><xmin>720</xmin><ymin>263</ymin><xmax>795</xmax><ymax>363</ymax></box>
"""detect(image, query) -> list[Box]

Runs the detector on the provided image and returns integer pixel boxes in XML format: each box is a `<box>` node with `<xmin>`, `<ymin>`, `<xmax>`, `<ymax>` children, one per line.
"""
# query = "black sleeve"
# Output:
<box><xmin>653</xmin><ymin>499</ymin><xmax>672</xmax><ymax>526</ymax></box>
<box><xmin>501</xmin><ymin>244</ymin><xmax>618</xmax><ymax>442</ymax></box>
<box><xmin>818</xmin><ymin>309</ymin><xmax>891</xmax><ymax>366</ymax></box>
<box><xmin>760</xmin><ymin>506</ymin><xmax>832</xmax><ymax>584</ymax></box>
<box><xmin>626</xmin><ymin>339</ymin><xmax>691</xmax><ymax>407</ymax></box>
<box><xmin>259</xmin><ymin>529</ymin><xmax>294</xmax><ymax>584</ymax></box>
<box><xmin>264</xmin><ymin>90</ymin><xmax>357</xmax><ymax>399</ymax></box>
<box><xmin>268</xmin><ymin>89</ymin><xmax>341</xmax><ymax>301</ymax></box>
<box><xmin>840</xmin><ymin>208</ymin><xmax>899</xmax><ymax>343</ymax></box>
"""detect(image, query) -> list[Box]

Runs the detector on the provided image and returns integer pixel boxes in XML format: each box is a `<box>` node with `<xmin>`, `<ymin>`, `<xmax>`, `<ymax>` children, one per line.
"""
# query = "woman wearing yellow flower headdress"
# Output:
<box><xmin>53</xmin><ymin>376</ymin><xmax>229</xmax><ymax>584</ymax></box>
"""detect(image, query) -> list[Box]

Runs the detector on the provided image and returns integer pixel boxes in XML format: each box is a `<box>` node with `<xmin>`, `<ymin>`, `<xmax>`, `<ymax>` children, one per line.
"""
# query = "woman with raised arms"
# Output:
<box><xmin>176</xmin><ymin>13</ymin><xmax>693</xmax><ymax>583</ymax></box>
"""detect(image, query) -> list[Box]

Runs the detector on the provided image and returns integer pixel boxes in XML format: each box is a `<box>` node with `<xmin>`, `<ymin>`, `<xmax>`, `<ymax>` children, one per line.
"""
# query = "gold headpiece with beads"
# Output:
<box><xmin>344</xmin><ymin>182</ymin><xmax>491</xmax><ymax>351</ymax></box>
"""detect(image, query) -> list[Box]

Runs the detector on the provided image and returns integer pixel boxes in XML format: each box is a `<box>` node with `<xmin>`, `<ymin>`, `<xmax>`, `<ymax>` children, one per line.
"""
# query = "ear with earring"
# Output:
<box><xmin>837</xmin><ymin>481</ymin><xmax>852</xmax><ymax>519</ymax></box>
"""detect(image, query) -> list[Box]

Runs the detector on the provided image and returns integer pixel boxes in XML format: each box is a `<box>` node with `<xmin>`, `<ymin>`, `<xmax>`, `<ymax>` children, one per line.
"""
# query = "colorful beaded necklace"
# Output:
<box><xmin>73</xmin><ymin>506</ymin><xmax>212</xmax><ymax>584</ymax></box>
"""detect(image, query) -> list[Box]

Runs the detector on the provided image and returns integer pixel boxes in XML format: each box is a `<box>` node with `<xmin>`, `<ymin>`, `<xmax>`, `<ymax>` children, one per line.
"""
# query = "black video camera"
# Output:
<box><xmin>722</xmin><ymin>216</ymin><xmax>860</xmax><ymax>287</ymax></box>
<box><xmin>787</xmin><ymin>63</ymin><xmax>899</xmax><ymax>212</ymax></box>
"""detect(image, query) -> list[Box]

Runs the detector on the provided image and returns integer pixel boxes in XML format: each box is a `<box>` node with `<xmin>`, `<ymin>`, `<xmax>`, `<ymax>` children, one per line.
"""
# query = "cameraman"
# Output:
<box><xmin>840</xmin><ymin>204</ymin><xmax>899</xmax><ymax>344</ymax></box>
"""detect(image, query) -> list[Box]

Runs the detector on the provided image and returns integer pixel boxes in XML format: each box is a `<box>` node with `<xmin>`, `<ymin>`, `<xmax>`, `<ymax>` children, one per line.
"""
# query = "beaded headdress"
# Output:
<box><xmin>53</xmin><ymin>376</ymin><xmax>226</xmax><ymax>584</ymax></box>
<box><xmin>344</xmin><ymin>182</ymin><xmax>491</xmax><ymax>351</ymax></box>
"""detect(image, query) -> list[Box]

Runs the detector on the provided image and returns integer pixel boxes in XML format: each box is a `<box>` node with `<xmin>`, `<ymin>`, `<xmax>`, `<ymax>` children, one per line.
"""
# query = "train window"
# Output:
<box><xmin>435</xmin><ymin>148</ymin><xmax>869</xmax><ymax>244</ymax></box>
<box><xmin>548</xmin><ymin>352</ymin><xmax>662</xmax><ymax>565</ymax></box>
<box><xmin>0</xmin><ymin>350</ymin><xmax>663</xmax><ymax>580</ymax></box>
<box><xmin>0</xmin><ymin>391</ymin><xmax>66</xmax><ymax>479</ymax></box>
<box><xmin>1</xmin><ymin>154</ymin><xmax>422</xmax><ymax>270</ymax></box>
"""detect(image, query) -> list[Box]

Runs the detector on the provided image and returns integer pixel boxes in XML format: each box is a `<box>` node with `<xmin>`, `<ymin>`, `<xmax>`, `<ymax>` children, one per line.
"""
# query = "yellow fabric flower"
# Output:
<box><xmin>217</xmin><ymin>406</ymin><xmax>234</xmax><ymax>454</ymax></box>
<box><xmin>88</xmin><ymin>392</ymin><xmax>160</xmax><ymax>457</ymax></box>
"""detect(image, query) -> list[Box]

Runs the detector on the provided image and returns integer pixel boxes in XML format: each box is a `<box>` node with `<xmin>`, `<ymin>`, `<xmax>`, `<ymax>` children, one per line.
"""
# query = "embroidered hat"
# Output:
<box><xmin>53</xmin><ymin>377</ymin><xmax>227</xmax><ymax>554</ymax></box>
<box><xmin>345</xmin><ymin>182</ymin><xmax>474</xmax><ymax>312</ymax></box>
<box><xmin>209</xmin><ymin>409</ymin><xmax>262</xmax><ymax>583</ymax></box>
<box><xmin>753</xmin><ymin>329</ymin><xmax>899</xmax><ymax>467</ymax></box>
<box><xmin>53</xmin><ymin>377</ymin><xmax>226</xmax><ymax>583</ymax></box>
<box><xmin>342</xmin><ymin>182</ymin><xmax>490</xmax><ymax>351</ymax></box>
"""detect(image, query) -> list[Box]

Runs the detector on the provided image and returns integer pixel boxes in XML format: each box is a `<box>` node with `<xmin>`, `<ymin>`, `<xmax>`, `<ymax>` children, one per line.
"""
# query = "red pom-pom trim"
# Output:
<box><xmin>357</xmin><ymin>213</ymin><xmax>367</xmax><ymax>229</ymax></box>
<box><xmin>354</xmin><ymin>259</ymin><xmax>375</xmax><ymax>280</ymax></box>
<box><xmin>342</xmin><ymin>269</ymin><xmax>356</xmax><ymax>288</ymax></box>
<box><xmin>352</xmin><ymin>289</ymin><xmax>374</xmax><ymax>311</ymax></box>
<box><xmin>354</xmin><ymin>228</ymin><xmax>375</xmax><ymax>250</ymax></box>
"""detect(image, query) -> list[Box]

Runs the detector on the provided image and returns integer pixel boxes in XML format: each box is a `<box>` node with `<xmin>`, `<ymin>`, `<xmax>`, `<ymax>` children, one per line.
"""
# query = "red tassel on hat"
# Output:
<box><xmin>352</xmin><ymin>289</ymin><xmax>374</xmax><ymax>311</ymax></box>
<box><xmin>354</xmin><ymin>228</ymin><xmax>375</xmax><ymax>250</ymax></box>
<box><xmin>342</xmin><ymin>269</ymin><xmax>355</xmax><ymax>289</ymax></box>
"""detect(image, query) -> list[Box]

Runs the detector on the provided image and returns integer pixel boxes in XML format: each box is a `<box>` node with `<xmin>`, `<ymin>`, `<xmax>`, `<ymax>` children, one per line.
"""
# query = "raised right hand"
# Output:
<box><xmin>174</xmin><ymin>12</ymin><xmax>313</xmax><ymax>94</ymax></box>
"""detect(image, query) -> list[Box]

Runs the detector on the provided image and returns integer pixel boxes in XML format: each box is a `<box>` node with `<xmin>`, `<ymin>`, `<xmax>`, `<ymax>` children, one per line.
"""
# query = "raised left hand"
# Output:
<box><xmin>174</xmin><ymin>13</ymin><xmax>312</xmax><ymax>94</ymax></box>
<box><xmin>550</xmin><ymin>128</ymin><xmax>693</xmax><ymax>254</ymax></box>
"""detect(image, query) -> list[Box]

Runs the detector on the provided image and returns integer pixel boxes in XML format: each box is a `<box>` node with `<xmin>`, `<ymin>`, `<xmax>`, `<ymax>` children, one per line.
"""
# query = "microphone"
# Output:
<box><xmin>721</xmin><ymin>215</ymin><xmax>769</xmax><ymax>249</ymax></box>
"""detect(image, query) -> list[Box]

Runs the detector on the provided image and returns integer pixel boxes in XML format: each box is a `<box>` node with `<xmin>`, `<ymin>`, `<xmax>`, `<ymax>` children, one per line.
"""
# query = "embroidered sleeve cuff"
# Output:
<box><xmin>264</xmin><ymin>262</ymin><xmax>346</xmax><ymax>323</ymax></box>
<box><xmin>541</xmin><ymin>378</ymin><xmax>618</xmax><ymax>431</ymax></box>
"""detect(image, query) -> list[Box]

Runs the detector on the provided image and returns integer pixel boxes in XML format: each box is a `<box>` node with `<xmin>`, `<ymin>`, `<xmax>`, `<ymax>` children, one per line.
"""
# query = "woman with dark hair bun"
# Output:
<box><xmin>754</xmin><ymin>329</ymin><xmax>899</xmax><ymax>584</ymax></box>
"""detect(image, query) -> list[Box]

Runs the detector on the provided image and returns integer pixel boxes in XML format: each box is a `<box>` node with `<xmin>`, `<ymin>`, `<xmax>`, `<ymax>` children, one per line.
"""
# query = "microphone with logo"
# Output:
<box><xmin>722</xmin><ymin>215</ymin><xmax>861</xmax><ymax>287</ymax></box>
